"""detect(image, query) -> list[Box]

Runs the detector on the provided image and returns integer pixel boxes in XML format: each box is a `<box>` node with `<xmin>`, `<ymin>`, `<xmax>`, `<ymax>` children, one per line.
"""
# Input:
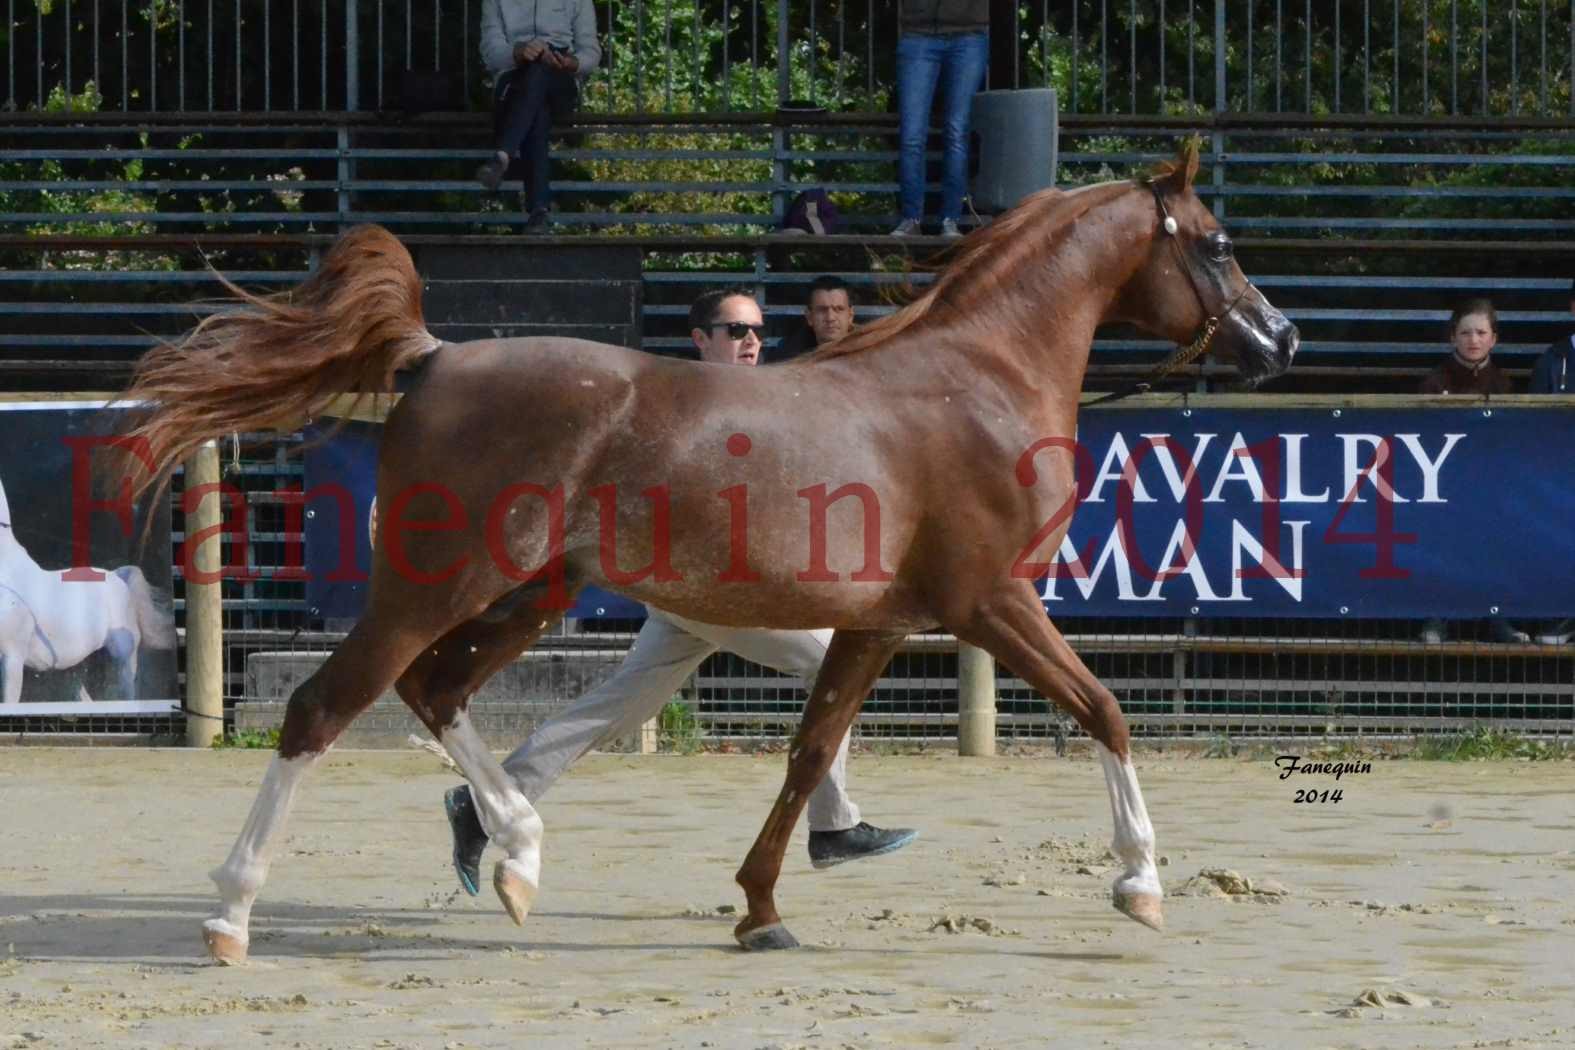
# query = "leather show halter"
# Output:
<box><xmin>1084</xmin><ymin>179</ymin><xmax>1256</xmax><ymax>407</ymax></box>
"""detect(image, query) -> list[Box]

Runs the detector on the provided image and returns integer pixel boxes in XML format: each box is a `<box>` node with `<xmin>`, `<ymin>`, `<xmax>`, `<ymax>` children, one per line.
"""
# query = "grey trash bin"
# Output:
<box><xmin>970</xmin><ymin>88</ymin><xmax>1058</xmax><ymax>213</ymax></box>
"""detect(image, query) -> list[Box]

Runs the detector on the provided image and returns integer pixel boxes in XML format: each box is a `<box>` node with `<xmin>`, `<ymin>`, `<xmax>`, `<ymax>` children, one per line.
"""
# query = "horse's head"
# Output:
<box><xmin>1112</xmin><ymin>139</ymin><xmax>1298</xmax><ymax>387</ymax></box>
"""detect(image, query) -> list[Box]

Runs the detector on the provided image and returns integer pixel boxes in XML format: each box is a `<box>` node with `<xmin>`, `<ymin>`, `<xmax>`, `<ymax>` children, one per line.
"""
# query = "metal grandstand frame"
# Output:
<box><xmin>3</xmin><ymin>2</ymin><xmax>1573</xmax><ymax>744</ymax></box>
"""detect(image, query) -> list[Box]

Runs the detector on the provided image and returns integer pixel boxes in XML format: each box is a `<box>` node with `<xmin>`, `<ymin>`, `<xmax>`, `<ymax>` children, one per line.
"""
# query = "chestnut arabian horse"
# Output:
<box><xmin>116</xmin><ymin>140</ymin><xmax>1296</xmax><ymax>964</ymax></box>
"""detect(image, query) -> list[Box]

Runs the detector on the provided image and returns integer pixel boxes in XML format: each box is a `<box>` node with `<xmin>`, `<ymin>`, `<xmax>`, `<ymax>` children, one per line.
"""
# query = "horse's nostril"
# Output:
<box><xmin>1278</xmin><ymin>325</ymin><xmax>1300</xmax><ymax>361</ymax></box>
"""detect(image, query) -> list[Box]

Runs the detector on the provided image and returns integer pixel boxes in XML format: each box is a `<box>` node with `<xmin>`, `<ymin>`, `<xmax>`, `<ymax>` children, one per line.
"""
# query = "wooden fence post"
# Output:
<box><xmin>184</xmin><ymin>440</ymin><xmax>225</xmax><ymax>747</ymax></box>
<box><xmin>957</xmin><ymin>642</ymin><xmax>997</xmax><ymax>756</ymax></box>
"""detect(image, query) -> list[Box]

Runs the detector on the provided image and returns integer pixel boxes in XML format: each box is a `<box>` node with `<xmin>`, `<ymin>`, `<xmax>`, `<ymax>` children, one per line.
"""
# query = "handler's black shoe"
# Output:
<box><xmin>808</xmin><ymin>822</ymin><xmax>918</xmax><ymax>870</ymax></box>
<box><xmin>444</xmin><ymin>784</ymin><xmax>488</xmax><ymax>896</ymax></box>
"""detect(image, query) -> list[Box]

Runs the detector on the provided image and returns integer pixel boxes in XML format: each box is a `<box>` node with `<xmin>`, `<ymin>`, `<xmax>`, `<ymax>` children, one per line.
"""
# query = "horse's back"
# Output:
<box><xmin>3</xmin><ymin>559</ymin><xmax>128</xmax><ymax>668</ymax></box>
<box><xmin>373</xmin><ymin>336</ymin><xmax>934</xmax><ymax>626</ymax></box>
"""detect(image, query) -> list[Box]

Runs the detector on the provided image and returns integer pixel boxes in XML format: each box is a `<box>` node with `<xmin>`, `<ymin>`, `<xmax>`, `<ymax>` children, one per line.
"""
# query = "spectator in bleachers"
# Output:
<box><xmin>477</xmin><ymin>0</ymin><xmax>602</xmax><ymax>233</ymax></box>
<box><xmin>1529</xmin><ymin>278</ymin><xmax>1575</xmax><ymax>393</ymax></box>
<box><xmin>776</xmin><ymin>275</ymin><xmax>856</xmax><ymax>360</ymax></box>
<box><xmin>1418</xmin><ymin>298</ymin><xmax>1514</xmax><ymax>396</ymax></box>
<box><xmin>889</xmin><ymin>0</ymin><xmax>988</xmax><ymax>239</ymax></box>
<box><xmin>1417</xmin><ymin>297</ymin><xmax>1527</xmax><ymax>645</ymax></box>
<box><xmin>433</xmin><ymin>284</ymin><xmax>919</xmax><ymax>898</ymax></box>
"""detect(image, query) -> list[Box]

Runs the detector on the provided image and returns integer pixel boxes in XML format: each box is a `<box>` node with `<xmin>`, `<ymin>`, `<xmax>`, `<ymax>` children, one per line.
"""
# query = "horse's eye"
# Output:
<box><xmin>1210</xmin><ymin>236</ymin><xmax>1234</xmax><ymax>262</ymax></box>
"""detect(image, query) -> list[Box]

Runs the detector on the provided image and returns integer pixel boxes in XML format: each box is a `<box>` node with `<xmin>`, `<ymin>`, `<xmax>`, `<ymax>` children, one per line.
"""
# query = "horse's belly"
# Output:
<box><xmin>613</xmin><ymin>563</ymin><xmax>931</xmax><ymax>633</ymax></box>
<box><xmin>29</xmin><ymin>575</ymin><xmax>123</xmax><ymax>668</ymax></box>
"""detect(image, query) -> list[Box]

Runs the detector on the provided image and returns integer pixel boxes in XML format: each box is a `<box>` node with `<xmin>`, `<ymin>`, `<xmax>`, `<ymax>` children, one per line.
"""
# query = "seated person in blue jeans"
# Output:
<box><xmin>890</xmin><ymin>0</ymin><xmax>988</xmax><ymax>238</ymax></box>
<box><xmin>478</xmin><ymin>0</ymin><xmax>601</xmax><ymax>232</ymax></box>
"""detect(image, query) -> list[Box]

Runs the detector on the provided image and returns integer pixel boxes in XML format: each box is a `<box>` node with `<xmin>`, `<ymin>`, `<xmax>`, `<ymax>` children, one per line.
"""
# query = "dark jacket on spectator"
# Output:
<box><xmin>775</xmin><ymin>324</ymin><xmax>819</xmax><ymax>361</ymax></box>
<box><xmin>1530</xmin><ymin>335</ymin><xmax>1574</xmax><ymax>393</ymax></box>
<box><xmin>900</xmin><ymin>0</ymin><xmax>989</xmax><ymax>35</ymax></box>
<box><xmin>1418</xmin><ymin>355</ymin><xmax>1514</xmax><ymax>395</ymax></box>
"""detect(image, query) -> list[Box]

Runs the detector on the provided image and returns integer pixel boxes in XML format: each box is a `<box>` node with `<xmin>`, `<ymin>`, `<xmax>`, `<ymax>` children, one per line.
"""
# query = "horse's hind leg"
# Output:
<box><xmin>394</xmin><ymin>582</ymin><xmax>574</xmax><ymax>925</ymax></box>
<box><xmin>104</xmin><ymin>627</ymin><xmax>138</xmax><ymax>699</ymax></box>
<box><xmin>953</xmin><ymin>586</ymin><xmax>1163</xmax><ymax>932</ymax></box>
<box><xmin>202</xmin><ymin>610</ymin><xmax>443</xmax><ymax>965</ymax></box>
<box><xmin>734</xmin><ymin>629</ymin><xmax>904</xmax><ymax>951</ymax></box>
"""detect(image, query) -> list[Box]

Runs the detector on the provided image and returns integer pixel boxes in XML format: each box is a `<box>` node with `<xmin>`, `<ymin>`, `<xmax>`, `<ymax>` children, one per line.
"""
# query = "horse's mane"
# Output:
<box><xmin>809</xmin><ymin>143</ymin><xmax>1199</xmax><ymax>361</ymax></box>
<box><xmin>804</xmin><ymin>183</ymin><xmax>1127</xmax><ymax>360</ymax></box>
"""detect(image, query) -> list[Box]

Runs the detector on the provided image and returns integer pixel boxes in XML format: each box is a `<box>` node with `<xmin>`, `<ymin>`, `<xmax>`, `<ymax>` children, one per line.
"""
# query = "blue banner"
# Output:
<box><xmin>1040</xmin><ymin>405</ymin><xmax>1575</xmax><ymax>618</ymax></box>
<box><xmin>303</xmin><ymin>406</ymin><xmax>1575</xmax><ymax>621</ymax></box>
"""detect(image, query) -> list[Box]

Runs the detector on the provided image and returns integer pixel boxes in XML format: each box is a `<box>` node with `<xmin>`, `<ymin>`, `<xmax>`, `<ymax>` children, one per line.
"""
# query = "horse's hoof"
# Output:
<box><xmin>493</xmin><ymin>859</ymin><xmax>537</xmax><ymax>926</ymax></box>
<box><xmin>734</xmin><ymin>921</ymin><xmax>800</xmax><ymax>951</ymax></box>
<box><xmin>202</xmin><ymin>920</ymin><xmax>249</xmax><ymax>965</ymax></box>
<box><xmin>1113</xmin><ymin>891</ymin><xmax>1165</xmax><ymax>931</ymax></box>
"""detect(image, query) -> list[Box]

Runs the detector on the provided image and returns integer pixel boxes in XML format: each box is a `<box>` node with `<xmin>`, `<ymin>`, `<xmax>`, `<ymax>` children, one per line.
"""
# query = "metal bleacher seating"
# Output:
<box><xmin>4</xmin><ymin>109</ymin><xmax>1574</xmax><ymax>394</ymax></box>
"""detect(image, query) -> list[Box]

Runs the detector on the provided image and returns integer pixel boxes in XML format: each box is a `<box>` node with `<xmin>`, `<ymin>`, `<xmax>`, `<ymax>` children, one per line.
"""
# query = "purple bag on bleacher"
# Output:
<box><xmin>781</xmin><ymin>189</ymin><xmax>844</xmax><ymax>235</ymax></box>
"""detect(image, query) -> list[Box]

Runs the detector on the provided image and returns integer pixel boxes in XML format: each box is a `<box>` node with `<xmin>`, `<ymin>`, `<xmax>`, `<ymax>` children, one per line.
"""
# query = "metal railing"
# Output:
<box><xmin>6</xmin><ymin>1</ymin><xmax>1573</xmax><ymax>117</ymax></box>
<box><xmin>5</xmin><ymin>114</ymin><xmax>1574</xmax><ymax>379</ymax></box>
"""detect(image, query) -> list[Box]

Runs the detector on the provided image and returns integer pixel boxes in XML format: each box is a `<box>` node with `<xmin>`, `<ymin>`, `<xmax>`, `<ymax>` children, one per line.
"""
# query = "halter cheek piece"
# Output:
<box><xmin>1084</xmin><ymin>180</ymin><xmax>1256</xmax><ymax>407</ymax></box>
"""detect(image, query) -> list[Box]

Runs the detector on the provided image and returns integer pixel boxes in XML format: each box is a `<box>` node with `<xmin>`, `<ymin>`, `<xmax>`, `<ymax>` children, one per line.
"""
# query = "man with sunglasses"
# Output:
<box><xmin>439</xmin><ymin>286</ymin><xmax>917</xmax><ymax>899</ymax></box>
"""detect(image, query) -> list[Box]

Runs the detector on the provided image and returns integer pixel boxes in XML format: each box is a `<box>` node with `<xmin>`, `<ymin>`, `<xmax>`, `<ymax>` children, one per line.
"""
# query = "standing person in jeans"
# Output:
<box><xmin>890</xmin><ymin>0</ymin><xmax>989</xmax><ymax>238</ymax></box>
<box><xmin>477</xmin><ymin>0</ymin><xmax>601</xmax><ymax>233</ymax></box>
<box><xmin>438</xmin><ymin>287</ymin><xmax>918</xmax><ymax>899</ymax></box>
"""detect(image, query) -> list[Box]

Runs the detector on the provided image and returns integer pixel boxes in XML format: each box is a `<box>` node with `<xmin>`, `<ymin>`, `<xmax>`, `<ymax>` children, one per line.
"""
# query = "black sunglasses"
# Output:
<box><xmin>709</xmin><ymin>321</ymin><xmax>766</xmax><ymax>340</ymax></box>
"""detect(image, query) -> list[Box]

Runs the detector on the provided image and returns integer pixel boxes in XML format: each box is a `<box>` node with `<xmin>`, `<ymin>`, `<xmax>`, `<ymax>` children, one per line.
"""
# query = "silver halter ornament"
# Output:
<box><xmin>1084</xmin><ymin>179</ymin><xmax>1254</xmax><ymax>407</ymax></box>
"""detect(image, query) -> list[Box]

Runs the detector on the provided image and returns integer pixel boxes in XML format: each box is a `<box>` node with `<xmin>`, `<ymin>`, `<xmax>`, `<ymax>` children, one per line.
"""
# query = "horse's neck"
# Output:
<box><xmin>916</xmin><ymin>188</ymin><xmax>1145</xmax><ymax>414</ymax></box>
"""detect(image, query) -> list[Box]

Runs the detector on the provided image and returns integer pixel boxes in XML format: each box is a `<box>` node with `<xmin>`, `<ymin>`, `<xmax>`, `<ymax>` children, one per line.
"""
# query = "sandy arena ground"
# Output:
<box><xmin>2</xmin><ymin>748</ymin><xmax>1573</xmax><ymax>1050</ymax></box>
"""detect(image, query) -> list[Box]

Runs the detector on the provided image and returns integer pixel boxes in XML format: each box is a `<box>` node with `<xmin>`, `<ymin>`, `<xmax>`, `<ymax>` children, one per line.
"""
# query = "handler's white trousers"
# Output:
<box><xmin>498</xmin><ymin>608</ymin><xmax>861</xmax><ymax>832</ymax></box>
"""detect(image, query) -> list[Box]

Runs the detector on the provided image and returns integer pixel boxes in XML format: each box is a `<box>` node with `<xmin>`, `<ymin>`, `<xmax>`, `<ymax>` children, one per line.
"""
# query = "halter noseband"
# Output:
<box><xmin>1084</xmin><ymin>180</ymin><xmax>1254</xmax><ymax>407</ymax></box>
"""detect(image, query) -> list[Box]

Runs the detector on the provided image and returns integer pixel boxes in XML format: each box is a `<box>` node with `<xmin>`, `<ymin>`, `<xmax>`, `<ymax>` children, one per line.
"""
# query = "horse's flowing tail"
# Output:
<box><xmin>119</xmin><ymin>224</ymin><xmax>438</xmax><ymax>497</ymax></box>
<box><xmin>114</xmin><ymin>566</ymin><xmax>177</xmax><ymax>650</ymax></box>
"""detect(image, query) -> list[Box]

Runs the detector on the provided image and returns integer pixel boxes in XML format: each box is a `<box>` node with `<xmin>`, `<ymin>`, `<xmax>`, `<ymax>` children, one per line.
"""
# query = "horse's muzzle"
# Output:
<box><xmin>1229</xmin><ymin>288</ymin><xmax>1298</xmax><ymax>383</ymax></box>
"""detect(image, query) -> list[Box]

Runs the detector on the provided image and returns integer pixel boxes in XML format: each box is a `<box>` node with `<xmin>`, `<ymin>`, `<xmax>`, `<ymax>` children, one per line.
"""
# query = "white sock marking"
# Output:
<box><xmin>205</xmin><ymin>751</ymin><xmax>322</xmax><ymax>947</ymax></box>
<box><xmin>1096</xmin><ymin>742</ymin><xmax>1162</xmax><ymax>899</ymax></box>
<box><xmin>440</xmin><ymin>711</ymin><xmax>544</xmax><ymax>892</ymax></box>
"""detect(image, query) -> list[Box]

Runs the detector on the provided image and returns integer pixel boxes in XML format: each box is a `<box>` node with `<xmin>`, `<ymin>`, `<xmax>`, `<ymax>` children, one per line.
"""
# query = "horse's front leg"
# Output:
<box><xmin>953</xmin><ymin>586</ymin><xmax>1163</xmax><ymax>931</ymax></box>
<box><xmin>1</xmin><ymin>598</ymin><xmax>31</xmax><ymax>704</ymax></box>
<box><xmin>393</xmin><ymin>589</ymin><xmax>572</xmax><ymax>927</ymax></box>
<box><xmin>734</xmin><ymin>629</ymin><xmax>903</xmax><ymax>951</ymax></box>
<box><xmin>1</xmin><ymin>649</ymin><xmax>22</xmax><ymax>704</ymax></box>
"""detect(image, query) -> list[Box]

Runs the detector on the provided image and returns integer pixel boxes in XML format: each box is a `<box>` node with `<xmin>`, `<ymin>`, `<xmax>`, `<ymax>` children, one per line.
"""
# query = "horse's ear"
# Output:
<box><xmin>1176</xmin><ymin>135</ymin><xmax>1202</xmax><ymax>190</ymax></box>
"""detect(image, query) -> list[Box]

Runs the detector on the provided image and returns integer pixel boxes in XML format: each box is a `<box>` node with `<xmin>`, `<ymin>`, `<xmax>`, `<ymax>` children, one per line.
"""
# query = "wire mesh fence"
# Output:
<box><xmin>159</xmin><ymin>433</ymin><xmax>1574</xmax><ymax>752</ymax></box>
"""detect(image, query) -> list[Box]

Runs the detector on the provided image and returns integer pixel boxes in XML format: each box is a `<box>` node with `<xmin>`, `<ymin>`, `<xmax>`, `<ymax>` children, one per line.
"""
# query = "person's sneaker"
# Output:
<box><xmin>521</xmin><ymin>207</ymin><xmax>552</xmax><ymax>234</ymax></box>
<box><xmin>889</xmin><ymin>218</ymin><xmax>921</xmax><ymax>236</ymax></box>
<box><xmin>475</xmin><ymin>150</ymin><xmax>509</xmax><ymax>191</ymax></box>
<box><xmin>808</xmin><ymin>822</ymin><xmax>918</xmax><ymax>869</ymax></box>
<box><xmin>443</xmin><ymin>784</ymin><xmax>488</xmax><ymax>896</ymax></box>
<box><xmin>940</xmin><ymin>218</ymin><xmax>963</xmax><ymax>238</ymax></box>
<box><xmin>1419</xmin><ymin>618</ymin><xmax>1445</xmax><ymax>645</ymax></box>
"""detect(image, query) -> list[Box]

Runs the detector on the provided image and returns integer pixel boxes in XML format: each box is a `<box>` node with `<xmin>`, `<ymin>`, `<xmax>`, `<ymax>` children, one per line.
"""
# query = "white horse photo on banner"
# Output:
<box><xmin>0</xmin><ymin>472</ymin><xmax>176</xmax><ymax>706</ymax></box>
<box><xmin>0</xmin><ymin>402</ymin><xmax>178</xmax><ymax>716</ymax></box>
